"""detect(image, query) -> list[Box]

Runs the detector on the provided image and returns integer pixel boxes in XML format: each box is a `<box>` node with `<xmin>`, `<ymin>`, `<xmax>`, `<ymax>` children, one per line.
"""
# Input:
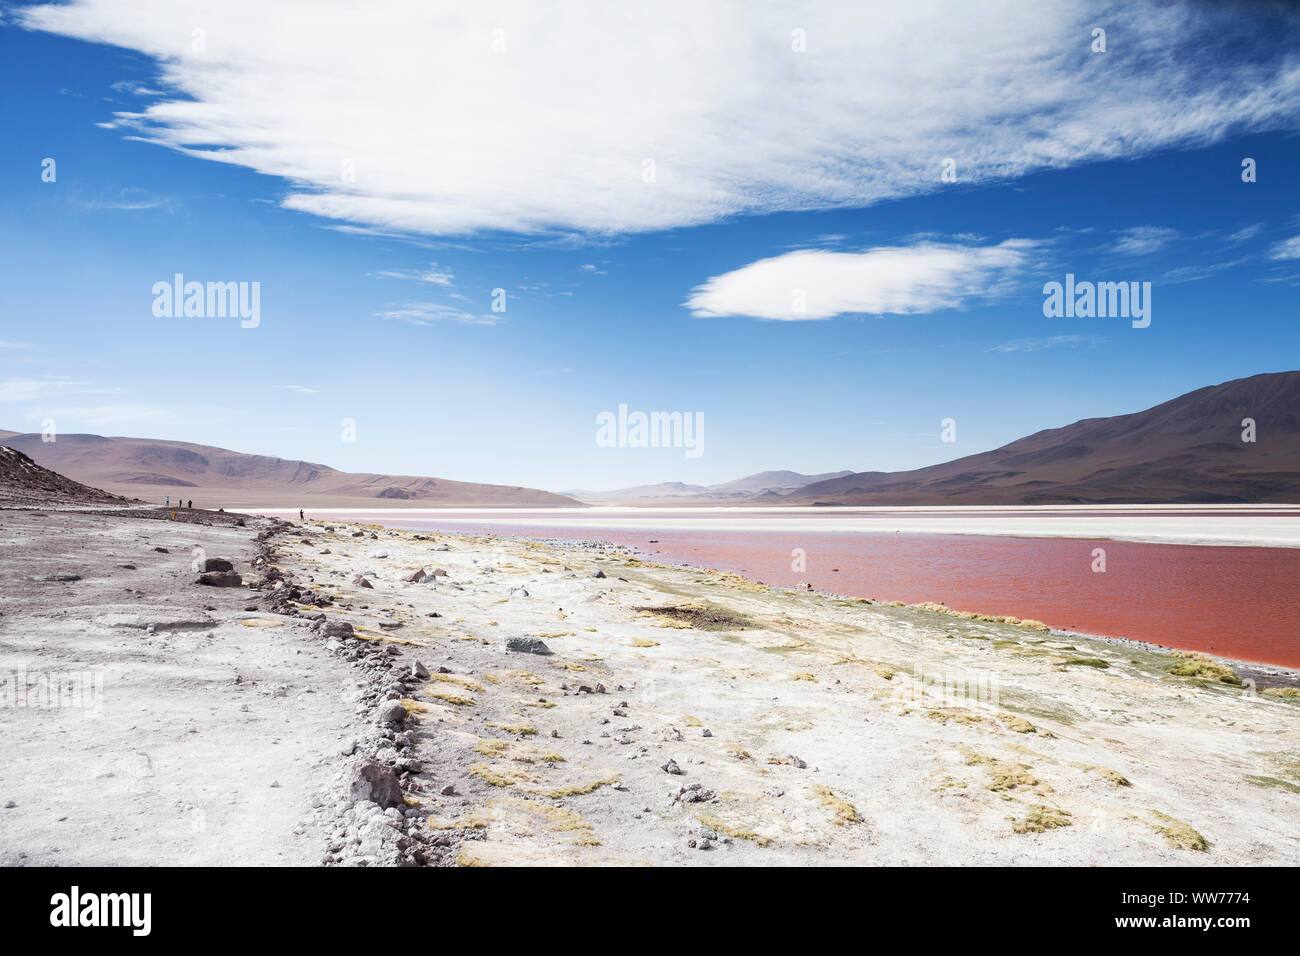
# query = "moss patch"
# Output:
<box><xmin>1167</xmin><ymin>653</ymin><xmax>1240</xmax><ymax>685</ymax></box>
<box><xmin>810</xmin><ymin>784</ymin><xmax>860</xmax><ymax>825</ymax></box>
<box><xmin>1011</xmin><ymin>804</ymin><xmax>1071</xmax><ymax>834</ymax></box>
<box><xmin>1148</xmin><ymin>810</ymin><xmax>1209</xmax><ymax>851</ymax></box>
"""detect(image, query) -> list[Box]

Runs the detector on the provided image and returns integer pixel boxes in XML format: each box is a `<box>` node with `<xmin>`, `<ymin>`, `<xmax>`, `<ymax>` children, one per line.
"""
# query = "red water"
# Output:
<box><xmin>330</xmin><ymin>516</ymin><xmax>1300</xmax><ymax>668</ymax></box>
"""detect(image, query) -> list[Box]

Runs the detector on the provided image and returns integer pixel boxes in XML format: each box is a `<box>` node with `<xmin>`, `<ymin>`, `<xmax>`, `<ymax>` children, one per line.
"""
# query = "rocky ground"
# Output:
<box><xmin>2</xmin><ymin>508</ymin><xmax>1298</xmax><ymax>866</ymax></box>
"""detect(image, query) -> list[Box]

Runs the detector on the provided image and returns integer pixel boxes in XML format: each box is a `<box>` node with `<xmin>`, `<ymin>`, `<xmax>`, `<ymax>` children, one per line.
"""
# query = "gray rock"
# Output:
<box><xmin>591</xmin><ymin>569</ymin><xmax>606</xmax><ymax>579</ymax></box>
<box><xmin>411</xmin><ymin>660</ymin><xmax>430</xmax><ymax>679</ymax></box>
<box><xmin>701</xmin><ymin>728</ymin><xmax>713</xmax><ymax>737</ymax></box>
<box><xmin>197</xmin><ymin>571</ymin><xmax>242</xmax><ymax>587</ymax></box>
<box><xmin>320</xmin><ymin>621</ymin><xmax>354</xmax><ymax>639</ymax></box>
<box><xmin>200</xmin><ymin>558</ymin><xmax>234</xmax><ymax>573</ymax></box>
<box><xmin>347</xmin><ymin>759</ymin><xmax>403</xmax><ymax>809</ymax></box>
<box><xmin>505</xmin><ymin>636</ymin><xmax>552</xmax><ymax>656</ymax></box>
<box><xmin>377</xmin><ymin>700</ymin><xmax>408</xmax><ymax>725</ymax></box>
<box><xmin>661</xmin><ymin>759</ymin><xmax>684</xmax><ymax>775</ymax></box>
<box><xmin>352</xmin><ymin>575</ymin><xmax>374</xmax><ymax>589</ymax></box>
<box><xmin>34</xmin><ymin>573</ymin><xmax>82</xmax><ymax>582</ymax></box>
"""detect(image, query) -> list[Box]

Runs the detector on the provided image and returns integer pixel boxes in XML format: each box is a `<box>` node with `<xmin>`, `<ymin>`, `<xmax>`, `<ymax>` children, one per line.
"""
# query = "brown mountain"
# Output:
<box><xmin>0</xmin><ymin>431</ymin><xmax>581</xmax><ymax>509</ymax></box>
<box><xmin>784</xmin><ymin>371</ymin><xmax>1300</xmax><ymax>505</ymax></box>
<box><xmin>0</xmin><ymin>444</ymin><xmax>132</xmax><ymax>507</ymax></box>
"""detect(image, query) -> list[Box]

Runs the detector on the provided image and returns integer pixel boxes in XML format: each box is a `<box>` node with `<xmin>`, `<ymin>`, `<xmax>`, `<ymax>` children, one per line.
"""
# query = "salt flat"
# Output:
<box><xmin>255</xmin><ymin>504</ymin><xmax>1300</xmax><ymax>549</ymax></box>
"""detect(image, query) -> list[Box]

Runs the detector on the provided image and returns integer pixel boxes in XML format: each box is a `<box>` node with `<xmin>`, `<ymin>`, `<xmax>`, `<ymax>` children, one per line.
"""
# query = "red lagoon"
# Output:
<box><xmin>334</xmin><ymin>516</ymin><xmax>1300</xmax><ymax>669</ymax></box>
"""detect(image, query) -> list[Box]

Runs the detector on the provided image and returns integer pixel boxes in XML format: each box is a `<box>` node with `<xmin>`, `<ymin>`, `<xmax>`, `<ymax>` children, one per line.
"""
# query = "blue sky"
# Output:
<box><xmin>1</xmin><ymin>1</ymin><xmax>1298</xmax><ymax>492</ymax></box>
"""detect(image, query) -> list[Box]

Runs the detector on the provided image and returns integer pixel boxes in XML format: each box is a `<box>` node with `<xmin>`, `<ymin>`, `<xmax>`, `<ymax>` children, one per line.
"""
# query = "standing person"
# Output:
<box><xmin>299</xmin><ymin>508</ymin><xmax>305</xmax><ymax>521</ymax></box>
<box><xmin>165</xmin><ymin>496</ymin><xmax>170</xmax><ymax>508</ymax></box>
<box><xmin>187</xmin><ymin>500</ymin><xmax>192</xmax><ymax>509</ymax></box>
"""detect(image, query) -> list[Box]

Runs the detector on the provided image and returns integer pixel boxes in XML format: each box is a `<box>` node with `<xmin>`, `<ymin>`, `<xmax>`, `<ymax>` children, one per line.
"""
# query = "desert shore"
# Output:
<box><xmin>2</xmin><ymin>507</ymin><xmax>1297</xmax><ymax>866</ymax></box>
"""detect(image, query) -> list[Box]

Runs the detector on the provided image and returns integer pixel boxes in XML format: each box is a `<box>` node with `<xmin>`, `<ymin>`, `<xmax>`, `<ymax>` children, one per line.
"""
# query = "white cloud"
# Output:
<box><xmin>1227</xmin><ymin>224</ymin><xmax>1263</xmax><ymax>244</ymax></box>
<box><xmin>370</xmin><ymin>263</ymin><xmax>454</xmax><ymax>286</ymax></box>
<box><xmin>276</xmin><ymin>384</ymin><xmax>320</xmax><ymax>395</ymax></box>
<box><xmin>0</xmin><ymin>377</ymin><xmax>95</xmax><ymax>402</ymax></box>
<box><xmin>989</xmin><ymin>334</ymin><xmax>1108</xmax><ymax>353</ymax></box>
<box><xmin>1108</xmin><ymin>226</ymin><xmax>1179</xmax><ymax>256</ymax></box>
<box><xmin>17</xmin><ymin>1</ymin><xmax>1300</xmax><ymax>237</ymax></box>
<box><xmin>35</xmin><ymin>404</ymin><xmax>178</xmax><ymax>428</ymax></box>
<box><xmin>685</xmin><ymin>240</ymin><xmax>1038</xmax><ymax>320</ymax></box>
<box><xmin>1269</xmin><ymin>236</ymin><xmax>1300</xmax><ymax>260</ymax></box>
<box><xmin>373</xmin><ymin>302</ymin><xmax>502</xmax><ymax>326</ymax></box>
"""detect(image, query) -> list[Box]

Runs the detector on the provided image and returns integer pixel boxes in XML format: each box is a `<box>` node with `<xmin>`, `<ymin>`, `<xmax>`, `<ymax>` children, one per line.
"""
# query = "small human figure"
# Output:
<box><xmin>165</xmin><ymin>496</ymin><xmax>170</xmax><ymax>507</ymax></box>
<box><xmin>299</xmin><ymin>508</ymin><xmax>305</xmax><ymax>521</ymax></box>
<box><xmin>187</xmin><ymin>500</ymin><xmax>193</xmax><ymax>509</ymax></box>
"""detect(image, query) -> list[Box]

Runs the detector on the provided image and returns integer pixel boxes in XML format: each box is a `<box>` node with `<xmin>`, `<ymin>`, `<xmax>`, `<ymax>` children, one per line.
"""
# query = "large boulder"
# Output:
<box><xmin>347</xmin><ymin>759</ymin><xmax>403</xmax><ymax>808</ymax></box>
<box><xmin>200</xmin><ymin>558</ymin><xmax>234</xmax><ymax>573</ymax></box>
<box><xmin>505</xmin><ymin>636</ymin><xmax>553</xmax><ymax>656</ymax></box>
<box><xmin>197</xmin><ymin>571</ymin><xmax>242</xmax><ymax>587</ymax></box>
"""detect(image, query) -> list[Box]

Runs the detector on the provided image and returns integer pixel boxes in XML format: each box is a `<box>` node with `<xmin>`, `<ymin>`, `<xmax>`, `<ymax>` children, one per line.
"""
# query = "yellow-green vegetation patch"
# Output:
<box><xmin>1261</xmin><ymin>686</ymin><xmax>1300</xmax><ymax>699</ymax></box>
<box><xmin>1060</xmin><ymin>657</ymin><xmax>1109</xmax><ymax>669</ymax></box>
<box><xmin>487</xmin><ymin>720</ymin><xmax>537</xmax><ymax>736</ymax></box>
<box><xmin>790</xmin><ymin>671</ymin><xmax>818</xmax><ymax>682</ymax></box>
<box><xmin>725</xmin><ymin>744</ymin><xmax>754</xmax><ymax>761</ymax></box>
<box><xmin>1011</xmin><ymin>804</ymin><xmax>1071</xmax><ymax>834</ymax></box>
<box><xmin>427</xmin><ymin>688</ymin><xmax>475</xmax><ymax>707</ymax></box>
<box><xmin>926</xmin><ymin>709</ymin><xmax>984</xmax><ymax>726</ymax></box>
<box><xmin>469</xmin><ymin>761</ymin><xmax>539</xmax><ymax>788</ymax></box>
<box><xmin>874</xmin><ymin>665</ymin><xmax>896</xmax><ymax>680</ymax></box>
<box><xmin>483</xmin><ymin>669</ymin><xmax>545</xmax><ymax>686</ymax></box>
<box><xmin>439</xmin><ymin>797</ymin><xmax>599</xmax><ymax>845</ymax></box>
<box><xmin>240</xmin><ymin>618</ymin><xmax>284</xmax><ymax>628</ymax></box>
<box><xmin>997</xmin><ymin>713</ymin><xmax>1037</xmax><ymax>734</ymax></box>
<box><xmin>473</xmin><ymin>738</ymin><xmax>566</xmax><ymax>763</ymax></box>
<box><xmin>810</xmin><ymin>785</ymin><xmax>860</xmax><ymax>825</ymax></box>
<box><xmin>1245</xmin><ymin>775</ymin><xmax>1300</xmax><ymax>794</ymax></box>
<box><xmin>1166</xmin><ymin>652</ymin><xmax>1241</xmax><ymax>685</ymax></box>
<box><xmin>399</xmin><ymin>698</ymin><xmax>429</xmax><ymax>714</ymax></box>
<box><xmin>696</xmin><ymin>811</ymin><xmax>772</xmax><ymax>847</ymax></box>
<box><xmin>679</xmin><ymin>714</ymin><xmax>702</xmax><ymax>727</ymax></box>
<box><xmin>1148</xmin><ymin>810</ymin><xmax>1209</xmax><ymax>851</ymax></box>
<box><xmin>431</xmin><ymin>672</ymin><xmax>485</xmax><ymax>692</ymax></box>
<box><xmin>1073</xmin><ymin>763</ymin><xmax>1132</xmax><ymax>788</ymax></box>
<box><xmin>629</xmin><ymin>638</ymin><xmax>660</xmax><ymax>648</ymax></box>
<box><xmin>965</xmin><ymin>753</ymin><xmax>1042</xmax><ymax>793</ymax></box>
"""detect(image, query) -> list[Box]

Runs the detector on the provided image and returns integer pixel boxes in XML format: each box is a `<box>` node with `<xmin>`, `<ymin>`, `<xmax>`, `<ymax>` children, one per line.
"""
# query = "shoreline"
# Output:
<box><xmin>249</xmin><ymin>509</ymin><xmax>1300</xmax><ymax>673</ymax></box>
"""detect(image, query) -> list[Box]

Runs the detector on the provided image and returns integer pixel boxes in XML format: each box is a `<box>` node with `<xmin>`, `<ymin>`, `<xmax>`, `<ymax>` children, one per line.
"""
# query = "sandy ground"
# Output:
<box><xmin>0</xmin><ymin>509</ymin><xmax>361</xmax><ymax>865</ymax></box>
<box><xmin>281</xmin><ymin>520</ymin><xmax>1299</xmax><ymax>866</ymax></box>
<box><xmin>2</xmin><ymin>509</ymin><xmax>1297</xmax><ymax>866</ymax></box>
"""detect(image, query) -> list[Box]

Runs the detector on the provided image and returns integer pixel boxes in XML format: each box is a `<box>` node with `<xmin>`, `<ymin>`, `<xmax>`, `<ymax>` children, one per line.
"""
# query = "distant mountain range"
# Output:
<box><xmin>566</xmin><ymin>470</ymin><xmax>854</xmax><ymax>505</ymax></box>
<box><xmin>0</xmin><ymin>432</ymin><xmax>579</xmax><ymax>508</ymax></box>
<box><xmin>573</xmin><ymin>371</ymin><xmax>1300</xmax><ymax>506</ymax></box>
<box><xmin>4</xmin><ymin>371</ymin><xmax>1296</xmax><ymax>509</ymax></box>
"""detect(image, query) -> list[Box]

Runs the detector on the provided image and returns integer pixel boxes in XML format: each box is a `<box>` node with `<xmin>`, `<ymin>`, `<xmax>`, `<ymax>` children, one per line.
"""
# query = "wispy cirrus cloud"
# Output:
<box><xmin>0</xmin><ymin>377</ymin><xmax>106</xmax><ymax>402</ymax></box>
<box><xmin>373</xmin><ymin>302</ymin><xmax>502</xmax><ymax>327</ymax></box>
<box><xmin>988</xmin><ymin>334</ymin><xmax>1108</xmax><ymax>353</ymax></box>
<box><xmin>369</xmin><ymin>262</ymin><xmax>454</xmax><ymax>286</ymax></box>
<box><xmin>276</xmin><ymin>384</ymin><xmax>320</xmax><ymax>395</ymax></box>
<box><xmin>686</xmin><ymin>240</ymin><xmax>1038</xmax><ymax>320</ymax></box>
<box><xmin>1269</xmin><ymin>236</ymin><xmax>1300</xmax><ymax>260</ymax></box>
<box><xmin>16</xmin><ymin>1</ymin><xmax>1300</xmax><ymax>238</ymax></box>
<box><xmin>1108</xmin><ymin>226</ymin><xmax>1180</xmax><ymax>256</ymax></box>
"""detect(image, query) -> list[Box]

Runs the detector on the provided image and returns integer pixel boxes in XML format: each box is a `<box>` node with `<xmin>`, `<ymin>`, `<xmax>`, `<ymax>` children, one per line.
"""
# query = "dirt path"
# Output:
<box><xmin>0</xmin><ymin>509</ymin><xmax>360</xmax><ymax>865</ymax></box>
